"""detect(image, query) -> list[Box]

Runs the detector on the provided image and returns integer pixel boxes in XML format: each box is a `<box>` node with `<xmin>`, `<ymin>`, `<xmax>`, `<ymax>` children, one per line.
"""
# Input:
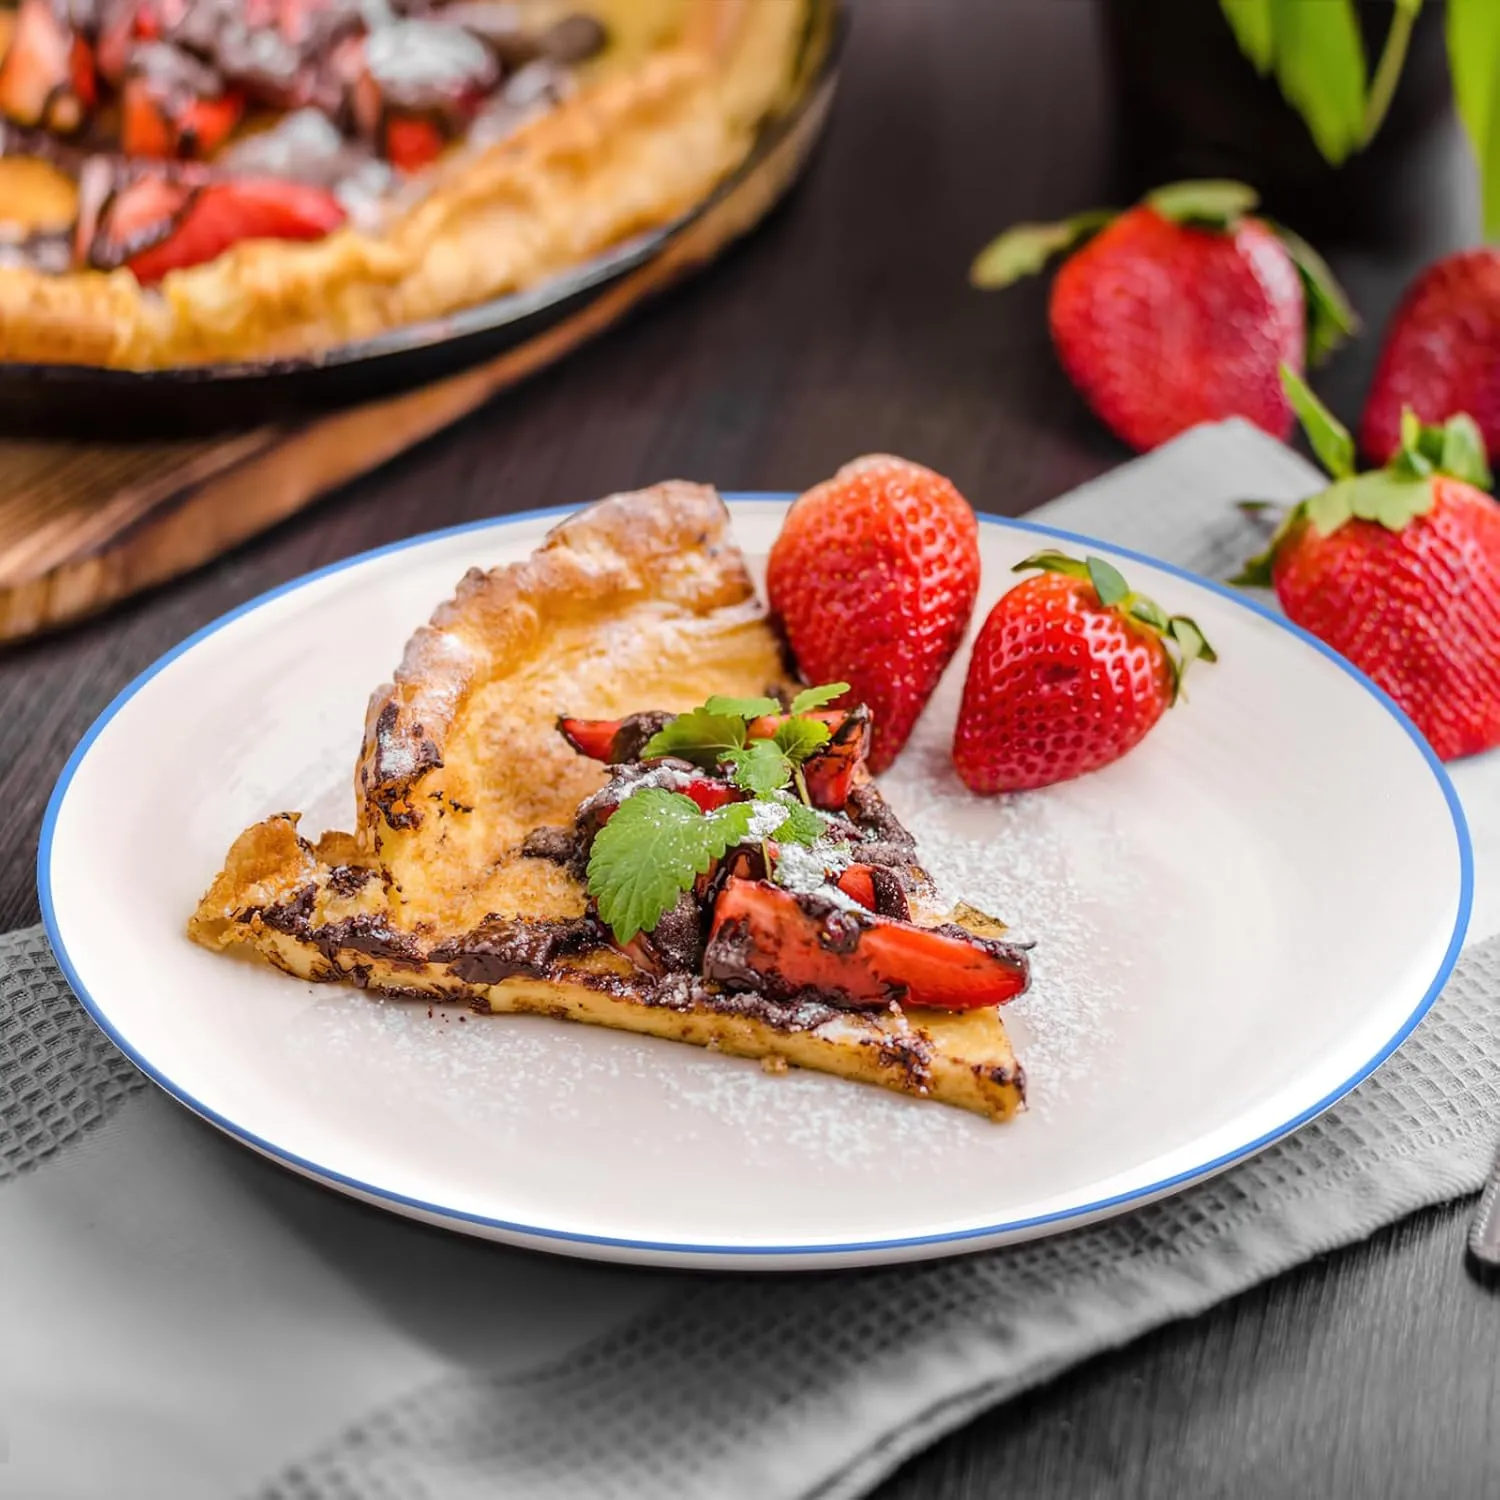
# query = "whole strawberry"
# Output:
<box><xmin>971</xmin><ymin>181</ymin><xmax>1356</xmax><ymax>453</ymax></box>
<box><xmin>953</xmin><ymin>552</ymin><xmax>1214</xmax><ymax>794</ymax></box>
<box><xmin>1238</xmin><ymin>367</ymin><xmax>1500</xmax><ymax>762</ymax></box>
<box><xmin>1361</xmin><ymin>248</ymin><xmax>1500</xmax><ymax>466</ymax></box>
<box><xmin>767</xmin><ymin>455</ymin><xmax>979</xmax><ymax>773</ymax></box>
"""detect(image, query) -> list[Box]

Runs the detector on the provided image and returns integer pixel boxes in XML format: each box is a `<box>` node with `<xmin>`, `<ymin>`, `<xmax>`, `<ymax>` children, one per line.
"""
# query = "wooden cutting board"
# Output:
<box><xmin>0</xmin><ymin>75</ymin><xmax>834</xmax><ymax>645</ymax></box>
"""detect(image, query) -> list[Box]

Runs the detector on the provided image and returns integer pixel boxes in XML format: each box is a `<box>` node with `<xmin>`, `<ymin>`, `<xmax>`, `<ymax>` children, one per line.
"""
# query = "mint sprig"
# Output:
<box><xmin>789</xmin><ymin>681</ymin><xmax>851</xmax><ymax>714</ymax></box>
<box><xmin>587</xmin><ymin>790</ymin><xmax>756</xmax><ymax>943</ymax></box>
<box><xmin>638</xmin><ymin>683</ymin><xmax>849</xmax><ymax>781</ymax></box>
<box><xmin>639</xmin><ymin>710</ymin><xmax>747</xmax><ymax>766</ymax></box>
<box><xmin>723</xmin><ymin>739</ymin><xmax>792</xmax><ymax>798</ymax></box>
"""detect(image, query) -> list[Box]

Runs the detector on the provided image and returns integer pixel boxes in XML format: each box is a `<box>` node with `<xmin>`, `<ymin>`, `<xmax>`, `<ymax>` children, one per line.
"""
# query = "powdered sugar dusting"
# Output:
<box><xmin>881</xmin><ymin>721</ymin><xmax>1132</xmax><ymax>1119</ymax></box>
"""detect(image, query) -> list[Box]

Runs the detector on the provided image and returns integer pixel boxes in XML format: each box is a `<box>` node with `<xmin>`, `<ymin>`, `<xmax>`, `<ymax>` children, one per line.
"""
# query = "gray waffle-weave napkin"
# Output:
<box><xmin>5</xmin><ymin>420</ymin><xmax>1499</xmax><ymax>1500</ymax></box>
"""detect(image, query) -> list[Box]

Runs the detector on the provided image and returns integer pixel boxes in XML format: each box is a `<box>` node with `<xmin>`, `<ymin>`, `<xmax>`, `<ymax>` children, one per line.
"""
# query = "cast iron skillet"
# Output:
<box><xmin>0</xmin><ymin>2</ymin><xmax>844</xmax><ymax>437</ymax></box>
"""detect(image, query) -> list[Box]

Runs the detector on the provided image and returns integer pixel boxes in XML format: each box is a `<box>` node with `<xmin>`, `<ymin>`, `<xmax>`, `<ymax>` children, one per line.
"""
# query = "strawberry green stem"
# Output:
<box><xmin>1363</xmin><ymin>0</ymin><xmax>1422</xmax><ymax>145</ymax></box>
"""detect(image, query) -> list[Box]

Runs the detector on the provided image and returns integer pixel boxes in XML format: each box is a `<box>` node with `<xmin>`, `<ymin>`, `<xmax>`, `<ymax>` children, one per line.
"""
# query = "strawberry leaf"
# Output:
<box><xmin>1146</xmin><ymin>179</ymin><xmax>1259</xmax><ymax>229</ymax></box>
<box><xmin>587</xmin><ymin>789</ymin><xmax>756</xmax><ymax>943</ymax></box>
<box><xmin>789</xmin><ymin>681</ymin><xmax>851</xmax><ymax>714</ymax></box>
<box><xmin>1351</xmin><ymin>472</ymin><xmax>1436</xmax><ymax>532</ymax></box>
<box><xmin>724</xmin><ymin>738</ymin><xmax>793</xmax><ymax>797</ymax></box>
<box><xmin>1128</xmin><ymin>597</ymin><xmax>1170</xmax><ymax>632</ymax></box>
<box><xmin>1439</xmin><ymin>413</ymin><xmax>1494</xmax><ymax>490</ymax></box>
<box><xmin>1170</xmin><ymin>616</ymin><xmax>1217</xmax><ymax>665</ymax></box>
<box><xmin>704</xmin><ymin>694</ymin><xmax>782</xmax><ymax>719</ymax></box>
<box><xmin>772</xmin><ymin>715</ymin><xmax>833</xmax><ymax>764</ymax></box>
<box><xmin>1086</xmin><ymin>555</ymin><xmax>1129</xmax><ymax>607</ymax></box>
<box><xmin>1013</xmin><ymin>550</ymin><xmax>1091</xmax><ymax>580</ymax></box>
<box><xmin>969</xmin><ymin>211</ymin><xmax>1116</xmax><ymax>289</ymax></box>
<box><xmin>640</xmin><ymin>710</ymin><xmax>746</xmax><ymax>767</ymax></box>
<box><xmin>1272</xmin><ymin>222</ymin><xmax>1358</xmax><ymax>364</ymax></box>
<box><xmin>1281</xmin><ymin>363</ymin><xmax>1356</xmax><ymax>479</ymax></box>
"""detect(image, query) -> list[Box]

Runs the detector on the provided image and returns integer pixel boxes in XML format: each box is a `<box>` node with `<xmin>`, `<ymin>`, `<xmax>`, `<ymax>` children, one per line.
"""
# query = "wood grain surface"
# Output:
<box><xmin>2</xmin><ymin>2</ymin><xmax>1496</xmax><ymax>1494</ymax></box>
<box><xmin>0</xmin><ymin>52</ymin><xmax>836</xmax><ymax>641</ymax></box>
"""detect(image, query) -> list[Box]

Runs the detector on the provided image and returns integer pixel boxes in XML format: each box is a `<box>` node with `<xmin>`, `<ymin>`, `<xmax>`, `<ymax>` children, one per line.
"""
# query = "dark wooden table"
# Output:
<box><xmin>4</xmin><ymin>3</ymin><xmax>1496</xmax><ymax>1494</ymax></box>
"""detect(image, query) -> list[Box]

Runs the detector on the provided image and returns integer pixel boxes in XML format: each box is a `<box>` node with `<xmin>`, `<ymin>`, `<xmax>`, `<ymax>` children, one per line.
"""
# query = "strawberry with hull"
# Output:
<box><xmin>971</xmin><ymin>180</ymin><xmax>1357</xmax><ymax>452</ymax></box>
<box><xmin>1237</xmin><ymin>366</ymin><xmax>1500</xmax><ymax>764</ymax></box>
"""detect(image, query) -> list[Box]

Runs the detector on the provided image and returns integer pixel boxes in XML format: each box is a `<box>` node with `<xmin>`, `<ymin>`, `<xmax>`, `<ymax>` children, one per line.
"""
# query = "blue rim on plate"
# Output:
<box><xmin>38</xmin><ymin>497</ymin><xmax>1475</xmax><ymax>1260</ymax></box>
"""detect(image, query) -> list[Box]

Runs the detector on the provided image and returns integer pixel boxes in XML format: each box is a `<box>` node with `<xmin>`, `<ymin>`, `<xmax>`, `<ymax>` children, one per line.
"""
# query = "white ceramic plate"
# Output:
<box><xmin>40</xmin><ymin>498</ymin><xmax>1471</xmax><ymax>1270</ymax></box>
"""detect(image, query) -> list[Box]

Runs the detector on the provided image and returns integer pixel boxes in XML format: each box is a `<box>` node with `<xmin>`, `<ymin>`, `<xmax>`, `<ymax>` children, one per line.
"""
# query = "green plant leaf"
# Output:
<box><xmin>1272</xmin><ymin>223</ymin><xmax>1359</xmax><ymax>363</ymax></box>
<box><xmin>772</xmin><ymin>715</ymin><xmax>833</xmax><ymax>764</ymax></box>
<box><xmin>724</xmin><ymin>738</ymin><xmax>793</xmax><ymax>798</ymax></box>
<box><xmin>1145</xmin><ymin>179</ymin><xmax>1259</xmax><ymax>229</ymax></box>
<box><xmin>1305</xmin><ymin>476</ymin><xmax>1357</xmax><ymax>535</ymax></box>
<box><xmin>969</xmin><ymin>211</ymin><xmax>1115</xmax><ymax>289</ymax></box>
<box><xmin>1439</xmin><ymin>413</ymin><xmax>1494</xmax><ymax>489</ymax></box>
<box><xmin>1363</xmin><ymin>0</ymin><xmax>1422</xmax><ymax>144</ymax></box>
<box><xmin>1219</xmin><ymin>0</ymin><xmax>1274</xmax><ymax>73</ymax></box>
<box><xmin>1280</xmin><ymin>364</ymin><xmax>1356</xmax><ymax>479</ymax></box>
<box><xmin>1447</xmin><ymin>0</ymin><xmax>1500</xmax><ymax>240</ymax></box>
<box><xmin>1012</xmin><ymin>550</ymin><xmax>1090</xmax><ymax>580</ymax></box>
<box><xmin>1085</xmin><ymin>555</ymin><xmax>1129</xmax><ymax>607</ymax></box>
<box><xmin>1128</xmin><ymin>597</ymin><xmax>1170</xmax><ymax>632</ymax></box>
<box><xmin>768</xmin><ymin>795</ymin><xmax>826</xmax><ymax>847</ymax></box>
<box><xmin>1170</xmin><ymin>616</ymin><xmax>1218</xmax><ymax>665</ymax></box>
<box><xmin>788</xmin><ymin>681</ymin><xmax>851</xmax><ymax>714</ymax></box>
<box><xmin>640</xmin><ymin>709</ymin><xmax>746</xmax><ymax>767</ymax></box>
<box><xmin>586</xmin><ymin>790</ymin><xmax>756</xmax><ymax>943</ymax></box>
<box><xmin>1266</xmin><ymin>0</ymin><xmax>1368</xmax><ymax>165</ymax></box>
<box><xmin>1346</xmin><ymin>472</ymin><xmax>1436</xmax><ymax>531</ymax></box>
<box><xmin>704</xmin><ymin>694</ymin><xmax>782</xmax><ymax>720</ymax></box>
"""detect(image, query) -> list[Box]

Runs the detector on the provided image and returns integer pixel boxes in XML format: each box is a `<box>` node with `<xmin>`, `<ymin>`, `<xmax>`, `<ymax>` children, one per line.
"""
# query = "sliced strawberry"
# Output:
<box><xmin>123</xmin><ymin>78</ymin><xmax>243</xmax><ymax>159</ymax></box>
<box><xmin>122</xmin><ymin>176</ymin><xmax>345</xmax><ymax>283</ymax></box>
<box><xmin>680</xmin><ymin>780</ymin><xmax>737</xmax><ymax>815</ymax></box>
<box><xmin>121</xmin><ymin>43</ymin><xmax>243</xmax><ymax>159</ymax></box>
<box><xmin>82</xmin><ymin>171</ymin><xmax>195</xmax><ymax>270</ymax></box>
<box><xmin>743</xmin><ymin>707</ymin><xmax>871</xmax><ymax>811</ymax></box>
<box><xmin>705</xmin><ymin>878</ymin><xmax>1030</xmax><ymax>1011</ymax></box>
<box><xmin>383</xmin><ymin>113</ymin><xmax>445</xmax><ymax>172</ymax></box>
<box><xmin>557</xmin><ymin>717</ymin><xmax>623</xmax><ymax>762</ymax></box>
<box><xmin>835</xmin><ymin>865</ymin><xmax>876</xmax><ymax>910</ymax></box>
<box><xmin>0</xmin><ymin>0</ymin><xmax>87</xmax><ymax>131</ymax></box>
<box><xmin>69</xmin><ymin>34</ymin><xmax>96</xmax><ymax>109</ymax></box>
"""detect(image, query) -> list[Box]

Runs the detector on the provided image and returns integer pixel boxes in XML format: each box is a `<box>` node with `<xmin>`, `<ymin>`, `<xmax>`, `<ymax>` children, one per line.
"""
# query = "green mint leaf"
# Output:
<box><xmin>586</xmin><ymin>789</ymin><xmax>755</xmax><ymax>943</ymax></box>
<box><xmin>768</xmin><ymin>795</ymin><xmax>827</xmax><ymax>847</ymax></box>
<box><xmin>1265</xmin><ymin>0</ymin><xmax>1368</xmax><ymax>165</ymax></box>
<box><xmin>788</xmin><ymin>681</ymin><xmax>851</xmax><ymax>714</ymax></box>
<box><xmin>772</xmin><ymin>715</ymin><xmax>833</xmax><ymax>765</ymax></box>
<box><xmin>1220</xmin><ymin>0</ymin><xmax>1275</xmax><ymax>73</ymax></box>
<box><xmin>725</xmin><ymin>738</ymin><xmax>793</xmax><ymax>797</ymax></box>
<box><xmin>704</xmin><ymin>694</ymin><xmax>782</xmax><ymax>720</ymax></box>
<box><xmin>640</xmin><ymin>709</ymin><xmax>747</xmax><ymax>767</ymax></box>
<box><xmin>1145</xmin><ymin>179</ymin><xmax>1259</xmax><ymax>229</ymax></box>
<box><xmin>969</xmin><ymin>211</ymin><xmax>1115</xmax><ymax>289</ymax></box>
<box><xmin>1447</xmin><ymin>0</ymin><xmax>1500</xmax><ymax>240</ymax></box>
<box><xmin>1012</xmin><ymin>550</ymin><xmax>1091</xmax><ymax>580</ymax></box>
<box><xmin>1281</xmin><ymin>364</ymin><xmax>1355</xmax><ymax>479</ymax></box>
<box><xmin>1439</xmin><ymin>413</ymin><xmax>1494</xmax><ymax>490</ymax></box>
<box><xmin>1272</xmin><ymin>223</ymin><xmax>1358</xmax><ymax>364</ymax></box>
<box><xmin>1086</xmin><ymin>555</ymin><xmax>1130</xmax><ymax>607</ymax></box>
